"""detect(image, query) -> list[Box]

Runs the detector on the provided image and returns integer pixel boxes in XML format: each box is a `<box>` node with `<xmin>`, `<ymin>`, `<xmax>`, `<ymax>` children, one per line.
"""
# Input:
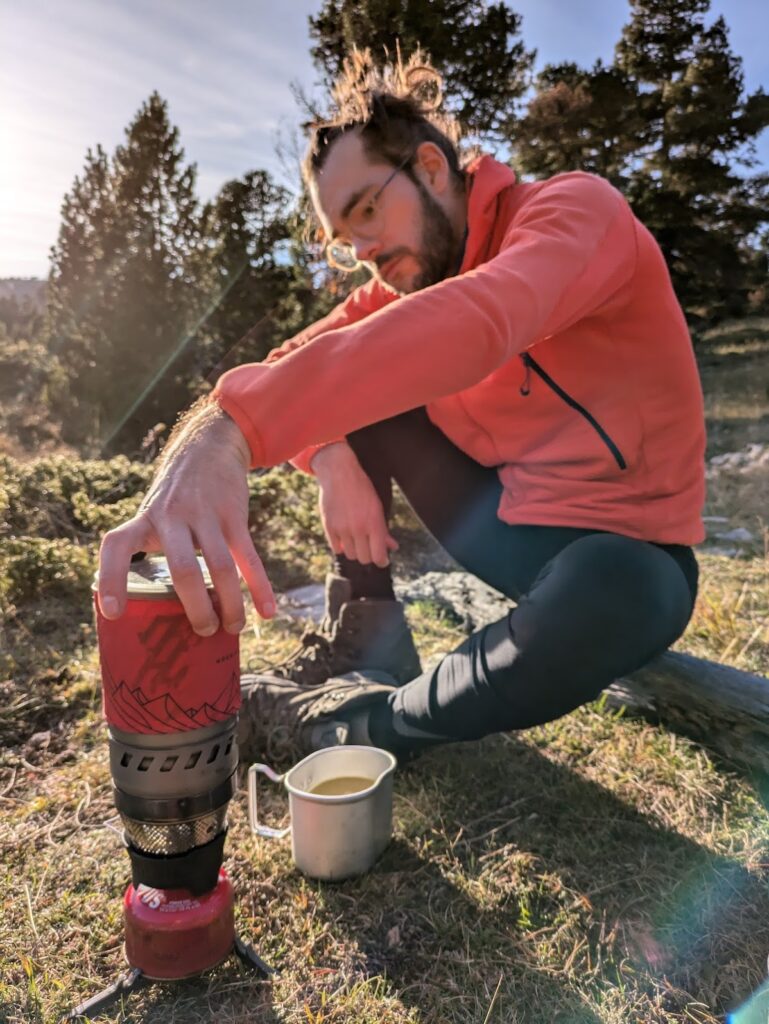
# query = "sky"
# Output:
<box><xmin>2</xmin><ymin>0</ymin><xmax>768</xmax><ymax>279</ymax></box>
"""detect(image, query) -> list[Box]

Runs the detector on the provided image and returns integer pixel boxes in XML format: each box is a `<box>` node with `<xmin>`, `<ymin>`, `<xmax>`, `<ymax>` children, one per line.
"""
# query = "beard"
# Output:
<box><xmin>373</xmin><ymin>184</ymin><xmax>462</xmax><ymax>296</ymax></box>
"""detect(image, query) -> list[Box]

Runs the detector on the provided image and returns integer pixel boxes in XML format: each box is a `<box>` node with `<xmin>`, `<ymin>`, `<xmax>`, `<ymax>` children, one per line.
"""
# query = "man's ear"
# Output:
<box><xmin>414</xmin><ymin>142</ymin><xmax>450</xmax><ymax>194</ymax></box>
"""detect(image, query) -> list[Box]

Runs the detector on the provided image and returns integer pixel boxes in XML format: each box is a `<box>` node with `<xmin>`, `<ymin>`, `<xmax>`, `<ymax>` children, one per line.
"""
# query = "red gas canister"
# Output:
<box><xmin>124</xmin><ymin>870</ymin><xmax>235</xmax><ymax>979</ymax></box>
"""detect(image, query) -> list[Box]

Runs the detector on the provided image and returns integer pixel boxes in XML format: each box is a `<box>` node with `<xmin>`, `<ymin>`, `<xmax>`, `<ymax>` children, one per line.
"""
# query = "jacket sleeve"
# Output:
<box><xmin>270</xmin><ymin>278</ymin><xmax>399</xmax><ymax>472</ymax></box>
<box><xmin>214</xmin><ymin>173</ymin><xmax>638</xmax><ymax>468</ymax></box>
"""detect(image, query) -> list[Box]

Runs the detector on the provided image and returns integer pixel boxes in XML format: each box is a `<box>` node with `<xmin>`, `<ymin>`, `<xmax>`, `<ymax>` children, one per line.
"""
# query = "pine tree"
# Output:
<box><xmin>202</xmin><ymin>171</ymin><xmax>295</xmax><ymax>376</ymax></box>
<box><xmin>46</xmin><ymin>95</ymin><xmax>306</xmax><ymax>452</ymax></box>
<box><xmin>102</xmin><ymin>92</ymin><xmax>211</xmax><ymax>448</ymax></box>
<box><xmin>308</xmin><ymin>0</ymin><xmax>535</xmax><ymax>142</ymax></box>
<box><xmin>513</xmin><ymin>0</ymin><xmax>769</xmax><ymax>322</ymax></box>
<box><xmin>513</xmin><ymin>61</ymin><xmax>642</xmax><ymax>189</ymax></box>
<box><xmin>46</xmin><ymin>145</ymin><xmax>119</xmax><ymax>442</ymax></box>
<box><xmin>47</xmin><ymin>95</ymin><xmax>213</xmax><ymax>450</ymax></box>
<box><xmin>616</xmin><ymin>3</ymin><xmax>769</xmax><ymax>320</ymax></box>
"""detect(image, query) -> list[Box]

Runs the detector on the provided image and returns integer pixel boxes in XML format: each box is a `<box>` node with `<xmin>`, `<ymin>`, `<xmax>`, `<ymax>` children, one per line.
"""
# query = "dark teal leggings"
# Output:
<box><xmin>347</xmin><ymin>408</ymin><xmax>698</xmax><ymax>743</ymax></box>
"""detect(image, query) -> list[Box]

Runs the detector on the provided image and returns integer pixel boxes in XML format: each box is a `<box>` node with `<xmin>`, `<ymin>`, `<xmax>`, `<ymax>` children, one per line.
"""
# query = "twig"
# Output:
<box><xmin>733</xmin><ymin>579</ymin><xmax>750</xmax><ymax>616</ymax></box>
<box><xmin>719</xmin><ymin>635</ymin><xmax>739</xmax><ymax>661</ymax></box>
<box><xmin>735</xmin><ymin>622</ymin><xmax>766</xmax><ymax>666</ymax></box>
<box><xmin>465</xmin><ymin>797</ymin><xmax>528</xmax><ymax>830</ymax></box>
<box><xmin>24</xmin><ymin>882</ymin><xmax>40</xmax><ymax>942</ymax></box>
<box><xmin>482</xmin><ymin>972</ymin><xmax>504</xmax><ymax>1024</ymax></box>
<box><xmin>466</xmin><ymin>820</ymin><xmax>523</xmax><ymax>846</ymax></box>
<box><xmin>34</xmin><ymin>862</ymin><xmax>52</xmax><ymax>906</ymax></box>
<box><xmin>43</xmin><ymin>807</ymin><xmax>66</xmax><ymax>845</ymax></box>
<box><xmin>74</xmin><ymin>780</ymin><xmax>92</xmax><ymax>828</ymax></box>
<box><xmin>0</xmin><ymin>767</ymin><xmax>17</xmax><ymax>796</ymax></box>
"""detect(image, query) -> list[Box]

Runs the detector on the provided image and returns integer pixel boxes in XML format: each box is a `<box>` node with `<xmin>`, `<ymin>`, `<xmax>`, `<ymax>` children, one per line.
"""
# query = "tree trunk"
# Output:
<box><xmin>607</xmin><ymin>652</ymin><xmax>769</xmax><ymax>772</ymax></box>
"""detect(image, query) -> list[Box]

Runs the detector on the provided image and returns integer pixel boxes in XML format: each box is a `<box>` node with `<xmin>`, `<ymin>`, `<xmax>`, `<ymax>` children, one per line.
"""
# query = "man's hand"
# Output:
<box><xmin>312</xmin><ymin>442</ymin><xmax>398</xmax><ymax>568</ymax></box>
<box><xmin>97</xmin><ymin>401</ymin><xmax>275</xmax><ymax>636</ymax></box>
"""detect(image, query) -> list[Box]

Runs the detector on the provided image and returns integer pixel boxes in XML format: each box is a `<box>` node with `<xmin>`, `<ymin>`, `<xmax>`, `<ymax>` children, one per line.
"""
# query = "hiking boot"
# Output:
<box><xmin>237</xmin><ymin>670</ymin><xmax>398</xmax><ymax>766</ymax></box>
<box><xmin>270</xmin><ymin>574</ymin><xmax>421</xmax><ymax>686</ymax></box>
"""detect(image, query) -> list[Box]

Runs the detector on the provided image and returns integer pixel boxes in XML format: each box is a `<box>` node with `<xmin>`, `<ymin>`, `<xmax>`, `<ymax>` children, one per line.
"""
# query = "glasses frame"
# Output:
<box><xmin>325</xmin><ymin>151</ymin><xmax>414</xmax><ymax>272</ymax></box>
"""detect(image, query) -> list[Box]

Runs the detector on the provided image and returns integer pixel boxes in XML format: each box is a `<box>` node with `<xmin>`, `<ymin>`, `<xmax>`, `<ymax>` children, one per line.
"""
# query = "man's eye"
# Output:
<box><xmin>360</xmin><ymin>201</ymin><xmax>377</xmax><ymax>221</ymax></box>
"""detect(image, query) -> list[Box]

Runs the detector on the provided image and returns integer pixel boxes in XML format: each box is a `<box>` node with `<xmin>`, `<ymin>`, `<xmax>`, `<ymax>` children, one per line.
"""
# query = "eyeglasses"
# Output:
<box><xmin>325</xmin><ymin>152</ymin><xmax>413</xmax><ymax>272</ymax></box>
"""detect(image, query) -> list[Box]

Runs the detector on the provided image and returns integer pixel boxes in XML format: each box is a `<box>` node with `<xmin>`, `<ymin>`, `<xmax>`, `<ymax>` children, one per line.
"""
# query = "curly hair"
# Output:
<box><xmin>302</xmin><ymin>47</ymin><xmax>466</xmax><ymax>192</ymax></box>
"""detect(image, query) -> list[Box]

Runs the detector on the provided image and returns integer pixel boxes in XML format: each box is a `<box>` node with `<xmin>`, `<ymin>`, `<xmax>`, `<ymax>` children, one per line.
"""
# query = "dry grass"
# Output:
<box><xmin>698</xmin><ymin>319</ymin><xmax>769</xmax><ymax>460</ymax></box>
<box><xmin>1</xmin><ymin>321</ymin><xmax>768</xmax><ymax>1023</ymax></box>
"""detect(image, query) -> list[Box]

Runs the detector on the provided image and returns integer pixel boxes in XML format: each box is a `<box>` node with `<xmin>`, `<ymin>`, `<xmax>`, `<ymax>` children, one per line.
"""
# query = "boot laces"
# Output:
<box><xmin>270</xmin><ymin>629</ymin><xmax>334</xmax><ymax>677</ymax></box>
<box><xmin>269</xmin><ymin>622</ymin><xmax>363</xmax><ymax>681</ymax></box>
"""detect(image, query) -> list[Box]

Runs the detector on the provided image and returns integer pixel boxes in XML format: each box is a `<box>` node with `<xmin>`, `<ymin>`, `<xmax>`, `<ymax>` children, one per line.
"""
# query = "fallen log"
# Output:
<box><xmin>607</xmin><ymin>651</ymin><xmax>769</xmax><ymax>773</ymax></box>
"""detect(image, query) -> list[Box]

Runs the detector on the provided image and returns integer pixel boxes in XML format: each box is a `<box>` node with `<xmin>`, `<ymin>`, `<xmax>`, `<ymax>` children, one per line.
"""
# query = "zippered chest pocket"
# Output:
<box><xmin>519</xmin><ymin>353</ymin><xmax>627</xmax><ymax>470</ymax></box>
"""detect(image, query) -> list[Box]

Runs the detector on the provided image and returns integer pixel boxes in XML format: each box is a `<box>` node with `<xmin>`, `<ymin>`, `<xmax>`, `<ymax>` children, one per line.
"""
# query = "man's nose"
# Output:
<box><xmin>352</xmin><ymin>235</ymin><xmax>381</xmax><ymax>264</ymax></box>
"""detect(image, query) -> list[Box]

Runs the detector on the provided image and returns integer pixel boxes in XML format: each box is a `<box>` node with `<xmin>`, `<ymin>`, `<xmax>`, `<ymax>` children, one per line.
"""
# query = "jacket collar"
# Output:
<box><xmin>460</xmin><ymin>155</ymin><xmax>517</xmax><ymax>272</ymax></box>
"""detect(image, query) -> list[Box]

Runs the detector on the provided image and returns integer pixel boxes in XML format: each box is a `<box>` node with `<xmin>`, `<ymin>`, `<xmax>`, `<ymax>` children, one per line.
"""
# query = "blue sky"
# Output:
<box><xmin>2</xmin><ymin>0</ymin><xmax>767</xmax><ymax>278</ymax></box>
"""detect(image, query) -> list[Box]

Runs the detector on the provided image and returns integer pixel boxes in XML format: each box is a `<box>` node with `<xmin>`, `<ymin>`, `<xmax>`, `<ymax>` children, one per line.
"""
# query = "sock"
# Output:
<box><xmin>366</xmin><ymin>696</ymin><xmax>400</xmax><ymax>750</ymax></box>
<box><xmin>366</xmin><ymin>694</ymin><xmax>450</xmax><ymax>756</ymax></box>
<box><xmin>334</xmin><ymin>555</ymin><xmax>396</xmax><ymax>601</ymax></box>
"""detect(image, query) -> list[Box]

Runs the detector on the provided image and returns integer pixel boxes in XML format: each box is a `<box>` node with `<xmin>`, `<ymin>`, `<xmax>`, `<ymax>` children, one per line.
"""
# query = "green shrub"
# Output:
<box><xmin>0</xmin><ymin>454</ymin><xmax>152</xmax><ymax>540</ymax></box>
<box><xmin>0</xmin><ymin>537</ymin><xmax>95</xmax><ymax>604</ymax></box>
<box><xmin>0</xmin><ymin>454</ymin><xmax>331</xmax><ymax>603</ymax></box>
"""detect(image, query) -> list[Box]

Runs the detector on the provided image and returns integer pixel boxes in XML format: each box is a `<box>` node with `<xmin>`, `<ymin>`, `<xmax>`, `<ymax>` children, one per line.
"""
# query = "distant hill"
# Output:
<box><xmin>0</xmin><ymin>278</ymin><xmax>46</xmax><ymax>309</ymax></box>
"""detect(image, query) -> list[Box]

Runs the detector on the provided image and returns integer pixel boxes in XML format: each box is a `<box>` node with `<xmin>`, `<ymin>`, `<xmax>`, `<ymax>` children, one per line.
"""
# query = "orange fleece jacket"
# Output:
<box><xmin>214</xmin><ymin>156</ymin><xmax>705</xmax><ymax>545</ymax></box>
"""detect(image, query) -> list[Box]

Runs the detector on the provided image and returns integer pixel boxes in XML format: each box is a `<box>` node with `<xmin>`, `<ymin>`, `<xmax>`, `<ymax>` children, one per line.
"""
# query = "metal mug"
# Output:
<box><xmin>247</xmin><ymin>746</ymin><xmax>397</xmax><ymax>881</ymax></box>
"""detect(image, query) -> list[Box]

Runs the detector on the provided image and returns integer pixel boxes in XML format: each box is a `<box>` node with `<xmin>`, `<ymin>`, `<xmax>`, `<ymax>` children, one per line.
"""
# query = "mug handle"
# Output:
<box><xmin>248</xmin><ymin>763</ymin><xmax>291</xmax><ymax>840</ymax></box>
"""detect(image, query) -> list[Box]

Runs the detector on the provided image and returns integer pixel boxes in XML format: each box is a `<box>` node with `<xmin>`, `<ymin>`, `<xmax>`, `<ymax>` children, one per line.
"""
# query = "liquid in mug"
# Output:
<box><xmin>309</xmin><ymin>776</ymin><xmax>374</xmax><ymax>796</ymax></box>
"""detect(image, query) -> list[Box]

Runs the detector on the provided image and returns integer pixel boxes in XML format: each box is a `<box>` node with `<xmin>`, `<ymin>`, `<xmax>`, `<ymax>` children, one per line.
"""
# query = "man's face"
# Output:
<box><xmin>310</xmin><ymin>132</ymin><xmax>461</xmax><ymax>296</ymax></box>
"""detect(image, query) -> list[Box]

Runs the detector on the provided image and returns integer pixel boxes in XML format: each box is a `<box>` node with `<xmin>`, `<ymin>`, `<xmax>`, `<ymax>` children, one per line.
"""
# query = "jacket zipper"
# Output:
<box><xmin>519</xmin><ymin>352</ymin><xmax>627</xmax><ymax>470</ymax></box>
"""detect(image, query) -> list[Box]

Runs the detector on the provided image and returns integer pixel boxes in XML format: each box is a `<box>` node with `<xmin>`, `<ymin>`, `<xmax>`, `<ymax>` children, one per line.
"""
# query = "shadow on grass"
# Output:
<box><xmin>25</xmin><ymin>724</ymin><xmax>769</xmax><ymax>1023</ymax></box>
<box><xmin>303</xmin><ymin>736</ymin><xmax>769</xmax><ymax>1023</ymax></box>
<box><xmin>51</xmin><ymin>951</ymin><xmax>281</xmax><ymax>1024</ymax></box>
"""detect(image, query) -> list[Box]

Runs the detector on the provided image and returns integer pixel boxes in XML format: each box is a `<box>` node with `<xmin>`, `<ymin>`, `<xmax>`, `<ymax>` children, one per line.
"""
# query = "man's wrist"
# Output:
<box><xmin>208</xmin><ymin>407</ymin><xmax>251</xmax><ymax>469</ymax></box>
<box><xmin>159</xmin><ymin>398</ymin><xmax>251</xmax><ymax>471</ymax></box>
<box><xmin>310</xmin><ymin>441</ymin><xmax>353</xmax><ymax>479</ymax></box>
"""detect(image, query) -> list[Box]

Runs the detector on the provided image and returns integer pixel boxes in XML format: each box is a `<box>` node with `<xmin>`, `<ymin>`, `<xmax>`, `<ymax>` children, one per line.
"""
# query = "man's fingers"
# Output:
<box><xmin>340</xmin><ymin>531</ymin><xmax>365</xmax><ymax>563</ymax></box>
<box><xmin>226</xmin><ymin>519</ymin><xmax>275</xmax><ymax>619</ymax></box>
<box><xmin>369</xmin><ymin>529</ymin><xmax>390</xmax><ymax>568</ymax></box>
<box><xmin>195</xmin><ymin>525</ymin><xmax>246</xmax><ymax>634</ymax></box>
<box><xmin>321</xmin><ymin>516</ymin><xmax>342</xmax><ymax>555</ymax></box>
<box><xmin>98</xmin><ymin>517</ymin><xmax>155</xmax><ymax>618</ymax></box>
<box><xmin>161</xmin><ymin>526</ymin><xmax>220</xmax><ymax>636</ymax></box>
<box><xmin>351</xmin><ymin>532</ymin><xmax>373</xmax><ymax>566</ymax></box>
<box><xmin>386</xmin><ymin>535</ymin><xmax>399</xmax><ymax>552</ymax></box>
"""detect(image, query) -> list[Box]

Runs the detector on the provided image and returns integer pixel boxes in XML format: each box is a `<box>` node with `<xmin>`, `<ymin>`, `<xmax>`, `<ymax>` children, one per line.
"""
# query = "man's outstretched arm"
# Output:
<box><xmin>97</xmin><ymin>398</ymin><xmax>276</xmax><ymax>636</ymax></box>
<box><xmin>96</xmin><ymin>277</ymin><xmax>393</xmax><ymax>632</ymax></box>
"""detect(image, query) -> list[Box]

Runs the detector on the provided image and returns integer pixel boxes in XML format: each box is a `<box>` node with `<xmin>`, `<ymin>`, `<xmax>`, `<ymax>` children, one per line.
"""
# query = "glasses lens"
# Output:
<box><xmin>327</xmin><ymin>241</ymin><xmax>359</xmax><ymax>272</ymax></box>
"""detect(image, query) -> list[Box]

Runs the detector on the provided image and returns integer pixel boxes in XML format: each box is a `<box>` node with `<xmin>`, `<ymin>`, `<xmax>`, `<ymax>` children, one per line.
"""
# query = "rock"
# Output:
<box><xmin>714</xmin><ymin>527</ymin><xmax>756</xmax><ymax>544</ymax></box>
<box><xmin>707</xmin><ymin>442</ymin><xmax>769</xmax><ymax>476</ymax></box>
<box><xmin>279</xmin><ymin>572</ymin><xmax>512</xmax><ymax>632</ymax></box>
<box><xmin>278</xmin><ymin>584</ymin><xmax>325</xmax><ymax>623</ymax></box>
<box><xmin>396</xmin><ymin>571</ymin><xmax>512</xmax><ymax>631</ymax></box>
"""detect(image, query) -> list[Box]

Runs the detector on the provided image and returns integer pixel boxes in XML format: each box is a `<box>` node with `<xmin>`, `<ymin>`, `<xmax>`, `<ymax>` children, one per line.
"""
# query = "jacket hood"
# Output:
<box><xmin>461</xmin><ymin>155</ymin><xmax>517</xmax><ymax>271</ymax></box>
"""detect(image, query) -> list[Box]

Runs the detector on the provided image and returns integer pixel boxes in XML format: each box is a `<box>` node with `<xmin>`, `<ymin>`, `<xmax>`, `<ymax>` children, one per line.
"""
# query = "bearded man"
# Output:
<box><xmin>98</xmin><ymin>51</ymin><xmax>705</xmax><ymax>764</ymax></box>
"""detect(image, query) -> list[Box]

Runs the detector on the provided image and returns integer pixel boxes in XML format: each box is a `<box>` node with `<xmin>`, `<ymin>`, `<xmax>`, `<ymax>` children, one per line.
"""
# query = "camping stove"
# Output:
<box><xmin>65</xmin><ymin>555</ymin><xmax>272</xmax><ymax>1021</ymax></box>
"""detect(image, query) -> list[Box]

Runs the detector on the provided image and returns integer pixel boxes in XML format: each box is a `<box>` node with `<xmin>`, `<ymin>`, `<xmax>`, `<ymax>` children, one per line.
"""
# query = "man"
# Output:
<box><xmin>98</xmin><ymin>51</ymin><xmax>704</xmax><ymax>765</ymax></box>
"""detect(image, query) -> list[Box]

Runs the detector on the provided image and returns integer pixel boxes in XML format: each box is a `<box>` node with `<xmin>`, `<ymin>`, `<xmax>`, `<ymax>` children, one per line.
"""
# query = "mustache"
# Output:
<box><xmin>375</xmin><ymin>248</ymin><xmax>412</xmax><ymax>272</ymax></box>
